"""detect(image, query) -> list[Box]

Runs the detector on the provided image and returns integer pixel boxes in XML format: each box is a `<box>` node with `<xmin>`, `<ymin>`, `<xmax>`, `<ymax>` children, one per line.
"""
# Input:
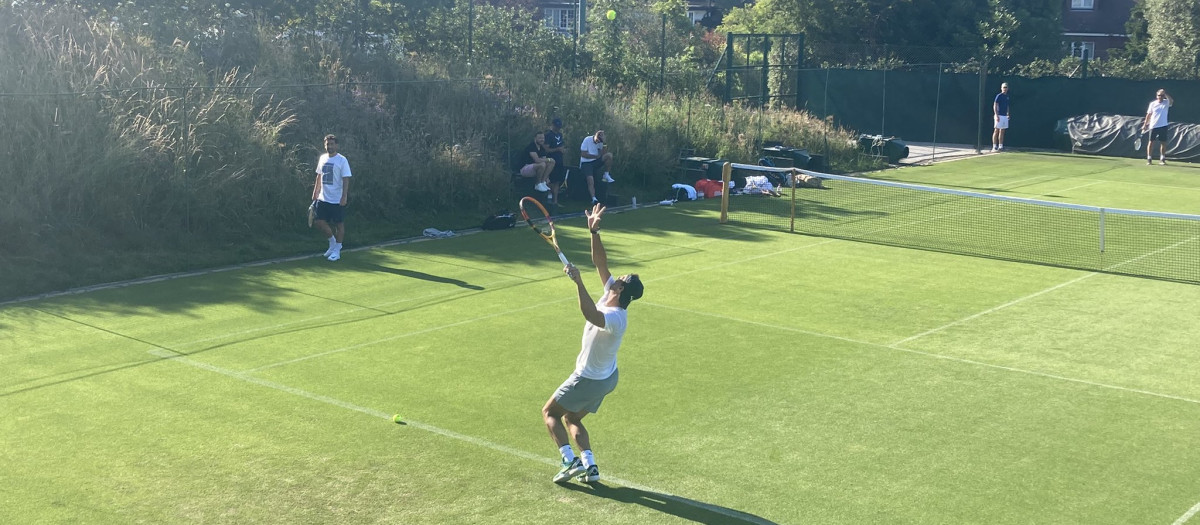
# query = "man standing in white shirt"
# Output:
<box><xmin>312</xmin><ymin>134</ymin><xmax>352</xmax><ymax>261</ymax></box>
<box><xmin>579</xmin><ymin>130</ymin><xmax>614</xmax><ymax>206</ymax></box>
<box><xmin>542</xmin><ymin>203</ymin><xmax>643</xmax><ymax>484</ymax></box>
<box><xmin>1142</xmin><ymin>88</ymin><xmax>1174</xmax><ymax>165</ymax></box>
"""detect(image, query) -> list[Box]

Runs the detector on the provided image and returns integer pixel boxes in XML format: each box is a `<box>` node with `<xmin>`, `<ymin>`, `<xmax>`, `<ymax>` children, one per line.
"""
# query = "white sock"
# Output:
<box><xmin>559</xmin><ymin>445</ymin><xmax>576</xmax><ymax>463</ymax></box>
<box><xmin>581</xmin><ymin>449</ymin><xmax>596</xmax><ymax>468</ymax></box>
<box><xmin>334</xmin><ymin>242</ymin><xmax>342</xmax><ymax>251</ymax></box>
<box><xmin>328</xmin><ymin>236</ymin><xmax>336</xmax><ymax>245</ymax></box>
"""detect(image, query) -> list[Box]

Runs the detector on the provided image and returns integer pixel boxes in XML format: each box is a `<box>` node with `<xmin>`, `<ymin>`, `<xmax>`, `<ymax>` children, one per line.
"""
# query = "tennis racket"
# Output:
<box><xmin>518</xmin><ymin>196</ymin><xmax>570</xmax><ymax>266</ymax></box>
<box><xmin>1134</xmin><ymin>132</ymin><xmax>1144</xmax><ymax>151</ymax></box>
<box><xmin>307</xmin><ymin>200</ymin><xmax>317</xmax><ymax>227</ymax></box>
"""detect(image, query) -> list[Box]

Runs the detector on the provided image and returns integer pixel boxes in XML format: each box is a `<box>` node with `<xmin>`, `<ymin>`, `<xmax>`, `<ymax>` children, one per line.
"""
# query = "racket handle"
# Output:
<box><xmin>557</xmin><ymin>252</ymin><xmax>570</xmax><ymax>266</ymax></box>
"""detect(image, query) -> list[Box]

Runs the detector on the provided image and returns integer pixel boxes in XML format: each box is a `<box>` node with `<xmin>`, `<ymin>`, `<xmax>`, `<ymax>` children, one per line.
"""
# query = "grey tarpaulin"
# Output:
<box><xmin>1064</xmin><ymin>113</ymin><xmax>1200</xmax><ymax>161</ymax></box>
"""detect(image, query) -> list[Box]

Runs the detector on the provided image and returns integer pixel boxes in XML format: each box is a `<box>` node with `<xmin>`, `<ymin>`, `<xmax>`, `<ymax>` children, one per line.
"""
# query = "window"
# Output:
<box><xmin>543</xmin><ymin>8</ymin><xmax>576</xmax><ymax>34</ymax></box>
<box><xmin>1071</xmin><ymin>0</ymin><xmax>1094</xmax><ymax>10</ymax></box>
<box><xmin>1069</xmin><ymin>41</ymin><xmax>1095</xmax><ymax>59</ymax></box>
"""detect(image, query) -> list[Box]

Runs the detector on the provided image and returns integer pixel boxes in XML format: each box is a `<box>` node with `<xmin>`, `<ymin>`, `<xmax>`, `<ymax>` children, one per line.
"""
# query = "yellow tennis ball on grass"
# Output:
<box><xmin>392</xmin><ymin>414</ymin><xmax>403</xmax><ymax>424</ymax></box>
<box><xmin>606</xmin><ymin>9</ymin><xmax>616</xmax><ymax>20</ymax></box>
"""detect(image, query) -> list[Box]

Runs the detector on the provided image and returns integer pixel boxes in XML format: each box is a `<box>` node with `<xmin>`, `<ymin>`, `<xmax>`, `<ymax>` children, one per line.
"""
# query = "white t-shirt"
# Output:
<box><xmin>316</xmin><ymin>153</ymin><xmax>352</xmax><ymax>203</ymax></box>
<box><xmin>1146</xmin><ymin>99</ymin><xmax>1171</xmax><ymax>130</ymax></box>
<box><xmin>575</xmin><ymin>277</ymin><xmax>628</xmax><ymax>380</ymax></box>
<box><xmin>580</xmin><ymin>136</ymin><xmax>604</xmax><ymax>164</ymax></box>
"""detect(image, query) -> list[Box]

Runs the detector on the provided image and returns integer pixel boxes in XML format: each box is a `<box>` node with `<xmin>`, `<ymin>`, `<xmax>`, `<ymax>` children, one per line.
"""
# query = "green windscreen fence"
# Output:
<box><xmin>797</xmin><ymin>69</ymin><xmax>1200</xmax><ymax>150</ymax></box>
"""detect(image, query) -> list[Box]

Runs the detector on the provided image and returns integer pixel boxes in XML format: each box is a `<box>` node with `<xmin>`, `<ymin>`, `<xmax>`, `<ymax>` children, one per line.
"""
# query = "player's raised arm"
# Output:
<box><xmin>587</xmin><ymin>203</ymin><xmax>611</xmax><ymax>285</ymax></box>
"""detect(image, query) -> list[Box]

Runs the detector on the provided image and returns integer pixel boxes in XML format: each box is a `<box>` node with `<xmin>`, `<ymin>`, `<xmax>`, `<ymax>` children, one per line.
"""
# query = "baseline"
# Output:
<box><xmin>148</xmin><ymin>349</ymin><xmax>777</xmax><ymax>525</ymax></box>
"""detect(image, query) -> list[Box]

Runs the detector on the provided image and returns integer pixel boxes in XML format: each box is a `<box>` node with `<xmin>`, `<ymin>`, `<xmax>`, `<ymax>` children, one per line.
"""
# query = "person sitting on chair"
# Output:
<box><xmin>518</xmin><ymin>132</ymin><xmax>555</xmax><ymax>193</ymax></box>
<box><xmin>579</xmin><ymin>129</ymin><xmax>614</xmax><ymax>205</ymax></box>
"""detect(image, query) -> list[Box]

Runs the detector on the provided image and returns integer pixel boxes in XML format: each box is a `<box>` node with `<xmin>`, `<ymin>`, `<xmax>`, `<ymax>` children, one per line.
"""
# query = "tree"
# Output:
<box><xmin>1115</xmin><ymin>0</ymin><xmax>1150</xmax><ymax>62</ymax></box>
<box><xmin>1144</xmin><ymin>0</ymin><xmax>1200</xmax><ymax>77</ymax></box>
<box><xmin>720</xmin><ymin>0</ymin><xmax>1060</xmax><ymax>64</ymax></box>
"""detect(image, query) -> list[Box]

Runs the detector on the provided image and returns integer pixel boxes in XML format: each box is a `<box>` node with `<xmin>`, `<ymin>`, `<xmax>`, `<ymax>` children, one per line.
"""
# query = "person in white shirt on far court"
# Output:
<box><xmin>1142</xmin><ymin>88</ymin><xmax>1174</xmax><ymax>165</ymax></box>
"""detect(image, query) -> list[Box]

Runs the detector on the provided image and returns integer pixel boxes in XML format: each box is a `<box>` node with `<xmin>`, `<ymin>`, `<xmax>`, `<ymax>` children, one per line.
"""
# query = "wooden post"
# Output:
<box><xmin>719</xmin><ymin>162</ymin><xmax>732</xmax><ymax>223</ymax></box>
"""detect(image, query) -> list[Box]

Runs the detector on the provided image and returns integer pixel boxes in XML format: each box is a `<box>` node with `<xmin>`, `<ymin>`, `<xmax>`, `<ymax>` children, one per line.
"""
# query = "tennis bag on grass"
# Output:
<box><xmin>482</xmin><ymin>210</ymin><xmax>516</xmax><ymax>230</ymax></box>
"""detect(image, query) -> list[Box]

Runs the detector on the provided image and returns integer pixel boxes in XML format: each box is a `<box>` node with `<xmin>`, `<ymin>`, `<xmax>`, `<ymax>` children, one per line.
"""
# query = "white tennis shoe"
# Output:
<box><xmin>552</xmin><ymin>458</ymin><xmax>585</xmax><ymax>483</ymax></box>
<box><xmin>578</xmin><ymin>465</ymin><xmax>600</xmax><ymax>483</ymax></box>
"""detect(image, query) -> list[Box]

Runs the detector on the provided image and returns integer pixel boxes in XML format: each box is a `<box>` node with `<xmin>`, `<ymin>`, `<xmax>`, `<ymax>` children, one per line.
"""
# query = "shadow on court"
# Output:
<box><xmin>358</xmin><ymin>262</ymin><xmax>484</xmax><ymax>290</ymax></box>
<box><xmin>557</xmin><ymin>481</ymin><xmax>780</xmax><ymax>525</ymax></box>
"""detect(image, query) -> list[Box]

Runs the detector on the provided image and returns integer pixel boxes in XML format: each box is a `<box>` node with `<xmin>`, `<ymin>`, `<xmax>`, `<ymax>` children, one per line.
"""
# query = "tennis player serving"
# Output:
<box><xmin>543</xmin><ymin>203</ymin><xmax>643</xmax><ymax>484</ymax></box>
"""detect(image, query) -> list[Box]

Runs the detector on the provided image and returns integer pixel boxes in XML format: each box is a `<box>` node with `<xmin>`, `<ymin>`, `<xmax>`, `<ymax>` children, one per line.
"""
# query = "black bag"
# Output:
<box><xmin>482</xmin><ymin>210</ymin><xmax>516</xmax><ymax>230</ymax></box>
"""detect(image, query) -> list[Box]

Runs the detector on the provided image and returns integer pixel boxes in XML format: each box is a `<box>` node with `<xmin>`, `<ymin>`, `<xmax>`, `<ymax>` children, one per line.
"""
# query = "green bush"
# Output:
<box><xmin>0</xmin><ymin>4</ymin><xmax>871</xmax><ymax>301</ymax></box>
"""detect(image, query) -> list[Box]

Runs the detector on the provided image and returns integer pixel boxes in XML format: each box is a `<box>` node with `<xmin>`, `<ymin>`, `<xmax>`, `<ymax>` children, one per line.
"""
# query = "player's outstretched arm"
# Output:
<box><xmin>588</xmin><ymin>203</ymin><xmax>612</xmax><ymax>285</ymax></box>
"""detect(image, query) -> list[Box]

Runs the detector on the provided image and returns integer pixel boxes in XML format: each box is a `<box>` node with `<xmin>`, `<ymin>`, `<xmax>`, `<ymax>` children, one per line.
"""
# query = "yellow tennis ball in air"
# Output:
<box><xmin>392</xmin><ymin>414</ymin><xmax>403</xmax><ymax>424</ymax></box>
<box><xmin>606</xmin><ymin>9</ymin><xmax>616</xmax><ymax>20</ymax></box>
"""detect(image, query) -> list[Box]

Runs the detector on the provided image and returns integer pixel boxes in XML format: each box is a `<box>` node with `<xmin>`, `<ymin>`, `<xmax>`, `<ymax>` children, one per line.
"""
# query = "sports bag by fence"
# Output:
<box><xmin>482</xmin><ymin>210</ymin><xmax>516</xmax><ymax>230</ymax></box>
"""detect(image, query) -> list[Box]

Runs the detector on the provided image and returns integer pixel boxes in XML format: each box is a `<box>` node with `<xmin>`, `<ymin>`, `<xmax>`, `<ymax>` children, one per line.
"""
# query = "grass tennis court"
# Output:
<box><xmin>5</xmin><ymin>152</ymin><xmax>1200</xmax><ymax>524</ymax></box>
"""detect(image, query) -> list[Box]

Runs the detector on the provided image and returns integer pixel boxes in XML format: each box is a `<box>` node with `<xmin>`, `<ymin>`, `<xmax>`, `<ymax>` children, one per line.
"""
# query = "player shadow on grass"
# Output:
<box><xmin>557</xmin><ymin>481</ymin><xmax>779</xmax><ymax>525</ymax></box>
<box><xmin>358</xmin><ymin>262</ymin><xmax>484</xmax><ymax>290</ymax></box>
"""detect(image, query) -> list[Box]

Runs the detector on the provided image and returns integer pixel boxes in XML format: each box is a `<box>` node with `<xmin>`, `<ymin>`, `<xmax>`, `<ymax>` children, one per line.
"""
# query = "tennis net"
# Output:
<box><xmin>719</xmin><ymin>162</ymin><xmax>1200</xmax><ymax>284</ymax></box>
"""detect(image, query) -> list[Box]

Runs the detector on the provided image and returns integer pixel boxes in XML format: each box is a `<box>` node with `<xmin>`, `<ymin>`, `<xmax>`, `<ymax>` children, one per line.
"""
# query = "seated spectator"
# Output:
<box><xmin>579</xmin><ymin>129</ymin><xmax>614</xmax><ymax>205</ymax></box>
<box><xmin>544</xmin><ymin>117</ymin><xmax>567</xmax><ymax>203</ymax></box>
<box><xmin>517</xmin><ymin>132</ymin><xmax>555</xmax><ymax>193</ymax></box>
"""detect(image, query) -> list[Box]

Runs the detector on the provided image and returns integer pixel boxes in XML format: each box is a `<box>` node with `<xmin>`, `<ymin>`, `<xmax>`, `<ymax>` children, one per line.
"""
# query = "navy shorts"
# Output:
<box><xmin>1149</xmin><ymin>126</ymin><xmax>1170</xmax><ymax>142</ymax></box>
<box><xmin>549</xmin><ymin>154</ymin><xmax>566</xmax><ymax>184</ymax></box>
<box><xmin>315</xmin><ymin>200</ymin><xmax>345</xmax><ymax>224</ymax></box>
<box><xmin>579</xmin><ymin>161</ymin><xmax>599</xmax><ymax>178</ymax></box>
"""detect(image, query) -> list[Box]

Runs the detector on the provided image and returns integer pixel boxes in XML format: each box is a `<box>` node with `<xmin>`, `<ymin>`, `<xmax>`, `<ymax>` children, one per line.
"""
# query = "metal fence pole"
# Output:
<box><xmin>659</xmin><ymin>13</ymin><xmax>666</xmax><ymax>92</ymax></box>
<box><xmin>724</xmin><ymin>33</ymin><xmax>733</xmax><ymax>103</ymax></box>
<box><xmin>976</xmin><ymin>56</ymin><xmax>988</xmax><ymax>153</ymax></box>
<box><xmin>932</xmin><ymin>64</ymin><xmax>942</xmax><ymax>163</ymax></box>
<box><xmin>760</xmin><ymin>36</ymin><xmax>770</xmax><ymax>107</ymax></box>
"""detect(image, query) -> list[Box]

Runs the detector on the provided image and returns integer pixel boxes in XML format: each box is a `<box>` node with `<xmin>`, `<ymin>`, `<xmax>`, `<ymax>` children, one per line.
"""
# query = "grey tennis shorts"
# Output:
<box><xmin>553</xmin><ymin>369</ymin><xmax>619</xmax><ymax>414</ymax></box>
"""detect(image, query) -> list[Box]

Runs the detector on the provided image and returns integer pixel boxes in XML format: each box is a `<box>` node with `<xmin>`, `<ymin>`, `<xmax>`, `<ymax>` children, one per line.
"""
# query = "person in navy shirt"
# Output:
<box><xmin>544</xmin><ymin>118</ymin><xmax>567</xmax><ymax>203</ymax></box>
<box><xmin>992</xmin><ymin>83</ymin><xmax>1010</xmax><ymax>152</ymax></box>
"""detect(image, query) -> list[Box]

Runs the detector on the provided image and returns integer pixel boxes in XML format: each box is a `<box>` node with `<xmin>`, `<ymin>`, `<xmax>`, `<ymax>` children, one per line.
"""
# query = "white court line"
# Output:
<box><xmin>172</xmin><ymin>274</ymin><xmax>532</xmax><ymax>349</ymax></box>
<box><xmin>1174</xmin><ymin>501</ymin><xmax>1200</xmax><ymax>525</ymax></box>
<box><xmin>1051</xmin><ymin>180</ymin><xmax>1107</xmax><ymax>194</ymax></box>
<box><xmin>1078</xmin><ymin>177</ymin><xmax>1200</xmax><ymax>194</ymax></box>
<box><xmin>246</xmin><ymin>236</ymin><xmax>831</xmax><ymax>373</ymax></box>
<box><xmin>890</xmin><ymin>273</ymin><xmax>1098</xmax><ymax>347</ymax></box>
<box><xmin>245</xmin><ymin>298</ymin><xmax>566</xmax><ymax>372</ymax></box>
<box><xmin>147</xmin><ymin>349</ymin><xmax>776</xmax><ymax>525</ymax></box>
<box><xmin>174</xmin><ymin>238</ymin><xmax>724</xmax><ymax>350</ymax></box>
<box><xmin>996</xmin><ymin>175</ymin><xmax>1054</xmax><ymax>188</ymax></box>
<box><xmin>645</xmin><ymin>302</ymin><xmax>1200</xmax><ymax>407</ymax></box>
<box><xmin>897</xmin><ymin>232</ymin><xmax>1200</xmax><ymax>347</ymax></box>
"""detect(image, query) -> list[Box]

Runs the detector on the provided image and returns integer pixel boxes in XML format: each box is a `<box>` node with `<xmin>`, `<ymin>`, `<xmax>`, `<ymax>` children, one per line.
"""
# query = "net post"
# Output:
<box><xmin>790</xmin><ymin>169</ymin><xmax>797</xmax><ymax>233</ymax></box>
<box><xmin>1099</xmin><ymin>208</ymin><xmax>1106</xmax><ymax>253</ymax></box>
<box><xmin>719</xmin><ymin>162</ymin><xmax>732</xmax><ymax>223</ymax></box>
